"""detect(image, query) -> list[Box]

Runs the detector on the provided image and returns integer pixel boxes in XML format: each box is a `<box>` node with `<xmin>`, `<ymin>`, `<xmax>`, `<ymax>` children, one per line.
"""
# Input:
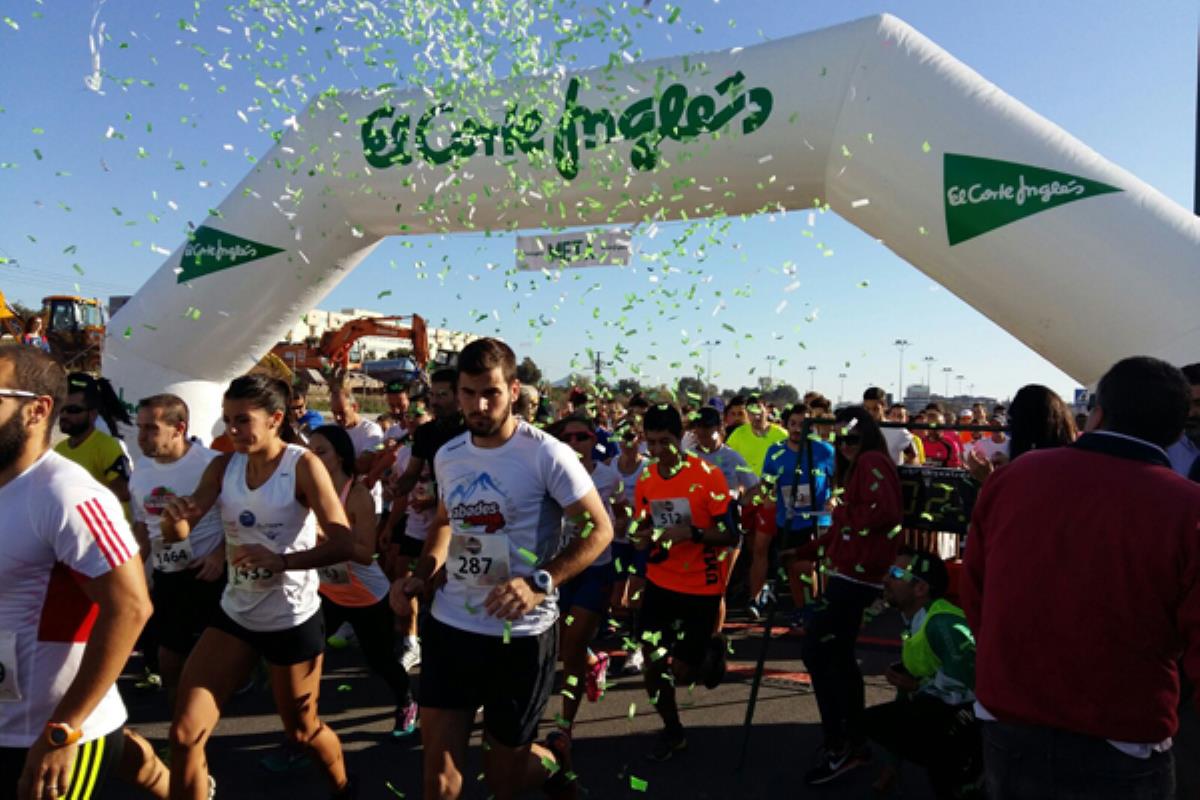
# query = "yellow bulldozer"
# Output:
<box><xmin>0</xmin><ymin>290</ymin><xmax>106</xmax><ymax>372</ymax></box>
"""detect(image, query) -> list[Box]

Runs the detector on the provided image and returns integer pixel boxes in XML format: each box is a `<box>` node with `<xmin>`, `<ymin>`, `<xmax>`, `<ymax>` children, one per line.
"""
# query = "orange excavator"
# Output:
<box><xmin>270</xmin><ymin>314</ymin><xmax>430</xmax><ymax>382</ymax></box>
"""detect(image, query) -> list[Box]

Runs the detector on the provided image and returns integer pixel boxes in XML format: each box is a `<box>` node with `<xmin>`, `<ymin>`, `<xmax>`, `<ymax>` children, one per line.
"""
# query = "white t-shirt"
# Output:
<box><xmin>882</xmin><ymin>427</ymin><xmax>915</xmax><ymax>465</ymax></box>
<box><xmin>220</xmin><ymin>446</ymin><xmax>319</xmax><ymax>632</ymax></box>
<box><xmin>431</xmin><ymin>420</ymin><xmax>594</xmax><ymax>637</ymax></box>
<box><xmin>385</xmin><ymin>424</ymin><xmax>409</xmax><ymax>443</ymax></box>
<box><xmin>129</xmin><ymin>445</ymin><xmax>224</xmax><ymax>568</ymax></box>
<box><xmin>397</xmin><ymin>445</ymin><xmax>437</xmax><ymax>542</ymax></box>
<box><xmin>696</xmin><ymin>444</ymin><xmax>759</xmax><ymax>497</ymax></box>
<box><xmin>344</xmin><ymin>418</ymin><xmax>385</xmax><ymax>513</ymax></box>
<box><xmin>0</xmin><ymin>452</ymin><xmax>135</xmax><ymax>747</ymax></box>
<box><xmin>560</xmin><ymin>460</ymin><xmax>621</xmax><ymax>567</ymax></box>
<box><xmin>968</xmin><ymin>436</ymin><xmax>1010</xmax><ymax>464</ymax></box>
<box><xmin>612</xmin><ymin>457</ymin><xmax>645</xmax><ymax>544</ymax></box>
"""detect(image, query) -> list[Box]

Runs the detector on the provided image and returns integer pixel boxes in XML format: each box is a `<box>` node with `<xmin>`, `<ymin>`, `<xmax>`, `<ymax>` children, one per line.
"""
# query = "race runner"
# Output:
<box><xmin>550</xmin><ymin>415</ymin><xmax>621</xmax><ymax>734</ymax></box>
<box><xmin>160</xmin><ymin>375</ymin><xmax>358</xmax><ymax>799</ymax></box>
<box><xmin>129</xmin><ymin>394</ymin><xmax>227</xmax><ymax>717</ymax></box>
<box><xmin>632</xmin><ymin>404</ymin><xmax>739</xmax><ymax>762</ymax></box>
<box><xmin>308</xmin><ymin>424</ymin><xmax>418</xmax><ymax>738</ymax></box>
<box><xmin>0</xmin><ymin>344</ymin><xmax>169</xmax><ymax>800</ymax></box>
<box><xmin>389</xmin><ymin>338</ymin><xmax>612</xmax><ymax>800</ymax></box>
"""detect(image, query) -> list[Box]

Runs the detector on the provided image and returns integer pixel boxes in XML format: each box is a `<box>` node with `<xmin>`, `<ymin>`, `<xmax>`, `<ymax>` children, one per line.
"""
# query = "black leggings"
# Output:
<box><xmin>321</xmin><ymin>596</ymin><xmax>412</xmax><ymax>706</ymax></box>
<box><xmin>800</xmin><ymin>576</ymin><xmax>879</xmax><ymax>750</ymax></box>
<box><xmin>863</xmin><ymin>694</ymin><xmax>983</xmax><ymax>799</ymax></box>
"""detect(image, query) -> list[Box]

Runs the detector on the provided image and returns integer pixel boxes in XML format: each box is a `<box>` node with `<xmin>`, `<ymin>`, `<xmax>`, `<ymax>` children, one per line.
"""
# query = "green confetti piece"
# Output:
<box><xmin>337</xmin><ymin>684</ymin><xmax>352</xmax><ymax>692</ymax></box>
<box><xmin>503</xmin><ymin>620</ymin><xmax>512</xmax><ymax>644</ymax></box>
<box><xmin>630</xmin><ymin>776</ymin><xmax>649</xmax><ymax>792</ymax></box>
<box><xmin>922</xmin><ymin>140</ymin><xmax>932</xmax><ymax>153</ymax></box>
<box><xmin>627</xmin><ymin>702</ymin><xmax>637</xmax><ymax>719</ymax></box>
<box><xmin>564</xmin><ymin>614</ymin><xmax>575</xmax><ymax>626</ymax></box>
<box><xmin>566</xmin><ymin>675</ymin><xmax>579</xmax><ymax>686</ymax></box>
<box><xmin>384</xmin><ymin>781</ymin><xmax>405</xmax><ymax>798</ymax></box>
<box><xmin>517</xmin><ymin>547</ymin><xmax>538</xmax><ymax>565</ymax></box>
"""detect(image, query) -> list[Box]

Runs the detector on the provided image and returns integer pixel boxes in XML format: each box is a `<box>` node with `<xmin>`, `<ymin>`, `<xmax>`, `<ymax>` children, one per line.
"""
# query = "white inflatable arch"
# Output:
<box><xmin>105</xmin><ymin>14</ymin><xmax>1200</xmax><ymax>437</ymax></box>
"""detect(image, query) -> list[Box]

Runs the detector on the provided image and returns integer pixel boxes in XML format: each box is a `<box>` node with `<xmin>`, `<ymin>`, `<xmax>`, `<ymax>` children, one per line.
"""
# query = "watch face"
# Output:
<box><xmin>48</xmin><ymin>727</ymin><xmax>67</xmax><ymax>746</ymax></box>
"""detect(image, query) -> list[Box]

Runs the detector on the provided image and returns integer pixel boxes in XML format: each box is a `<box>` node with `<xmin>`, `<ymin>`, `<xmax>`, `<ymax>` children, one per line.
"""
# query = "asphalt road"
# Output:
<box><xmin>109</xmin><ymin>607</ymin><xmax>1200</xmax><ymax>800</ymax></box>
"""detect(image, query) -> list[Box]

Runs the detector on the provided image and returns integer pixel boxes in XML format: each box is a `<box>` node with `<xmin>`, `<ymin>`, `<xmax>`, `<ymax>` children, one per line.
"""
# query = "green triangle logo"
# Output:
<box><xmin>943</xmin><ymin>154</ymin><xmax>1122</xmax><ymax>246</ymax></box>
<box><xmin>177</xmin><ymin>225</ymin><xmax>285</xmax><ymax>283</ymax></box>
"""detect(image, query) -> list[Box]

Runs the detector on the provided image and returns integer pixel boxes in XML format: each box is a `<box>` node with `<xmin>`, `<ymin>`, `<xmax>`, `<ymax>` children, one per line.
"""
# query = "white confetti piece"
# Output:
<box><xmin>851</xmin><ymin>198</ymin><xmax>870</xmax><ymax>208</ymax></box>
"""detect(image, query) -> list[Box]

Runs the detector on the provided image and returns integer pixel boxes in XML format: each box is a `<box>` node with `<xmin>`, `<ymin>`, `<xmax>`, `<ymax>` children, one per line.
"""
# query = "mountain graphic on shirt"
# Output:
<box><xmin>447</xmin><ymin>472</ymin><xmax>508</xmax><ymax>507</ymax></box>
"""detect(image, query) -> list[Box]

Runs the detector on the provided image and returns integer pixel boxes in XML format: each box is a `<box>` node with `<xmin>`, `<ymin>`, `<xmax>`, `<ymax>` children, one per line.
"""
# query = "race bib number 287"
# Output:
<box><xmin>448</xmin><ymin>533</ymin><xmax>510</xmax><ymax>588</ymax></box>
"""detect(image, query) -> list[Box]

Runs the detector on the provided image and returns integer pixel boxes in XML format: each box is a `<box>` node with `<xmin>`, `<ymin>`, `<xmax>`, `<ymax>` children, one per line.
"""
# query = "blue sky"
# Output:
<box><xmin>0</xmin><ymin>1</ymin><xmax>1195</xmax><ymax>401</ymax></box>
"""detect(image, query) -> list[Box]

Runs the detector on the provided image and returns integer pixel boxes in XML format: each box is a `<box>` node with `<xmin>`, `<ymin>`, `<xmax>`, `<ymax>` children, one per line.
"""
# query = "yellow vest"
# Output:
<box><xmin>900</xmin><ymin>598</ymin><xmax>968</xmax><ymax>680</ymax></box>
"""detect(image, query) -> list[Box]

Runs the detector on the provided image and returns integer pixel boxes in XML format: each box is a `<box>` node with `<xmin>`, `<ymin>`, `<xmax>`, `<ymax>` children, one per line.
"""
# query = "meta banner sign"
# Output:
<box><xmin>943</xmin><ymin>154</ymin><xmax>1122</xmax><ymax>245</ymax></box>
<box><xmin>516</xmin><ymin>229</ymin><xmax>632</xmax><ymax>271</ymax></box>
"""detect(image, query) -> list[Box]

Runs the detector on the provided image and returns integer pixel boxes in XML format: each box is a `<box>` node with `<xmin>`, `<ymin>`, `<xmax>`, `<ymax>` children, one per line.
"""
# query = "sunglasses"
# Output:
<box><xmin>62</xmin><ymin>404</ymin><xmax>91</xmax><ymax>414</ymax></box>
<box><xmin>0</xmin><ymin>389</ymin><xmax>39</xmax><ymax>400</ymax></box>
<box><xmin>560</xmin><ymin>431</ymin><xmax>594</xmax><ymax>443</ymax></box>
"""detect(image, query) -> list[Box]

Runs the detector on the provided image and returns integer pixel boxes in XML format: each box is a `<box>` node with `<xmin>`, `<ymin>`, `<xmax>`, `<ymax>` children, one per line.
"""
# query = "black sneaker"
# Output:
<box><xmin>540</xmin><ymin>729</ymin><xmax>578</xmax><ymax>800</ymax></box>
<box><xmin>803</xmin><ymin>747</ymin><xmax>869</xmax><ymax>785</ymax></box>
<box><xmin>646</xmin><ymin>729</ymin><xmax>687</xmax><ymax>762</ymax></box>
<box><xmin>700</xmin><ymin>635</ymin><xmax>727</xmax><ymax>689</ymax></box>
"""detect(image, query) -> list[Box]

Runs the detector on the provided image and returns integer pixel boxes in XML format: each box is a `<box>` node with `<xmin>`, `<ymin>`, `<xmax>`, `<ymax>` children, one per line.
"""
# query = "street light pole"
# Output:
<box><xmin>702</xmin><ymin>339</ymin><xmax>721</xmax><ymax>399</ymax></box>
<box><xmin>956</xmin><ymin>374</ymin><xmax>966</xmax><ymax>397</ymax></box>
<box><xmin>765</xmin><ymin>355</ymin><xmax>779</xmax><ymax>387</ymax></box>
<box><xmin>923</xmin><ymin>356</ymin><xmax>936</xmax><ymax>394</ymax></box>
<box><xmin>942</xmin><ymin>366</ymin><xmax>953</xmax><ymax>398</ymax></box>
<box><xmin>838</xmin><ymin>372</ymin><xmax>847</xmax><ymax>404</ymax></box>
<box><xmin>807</xmin><ymin>365</ymin><xmax>817</xmax><ymax>392</ymax></box>
<box><xmin>893</xmin><ymin>339</ymin><xmax>910</xmax><ymax>403</ymax></box>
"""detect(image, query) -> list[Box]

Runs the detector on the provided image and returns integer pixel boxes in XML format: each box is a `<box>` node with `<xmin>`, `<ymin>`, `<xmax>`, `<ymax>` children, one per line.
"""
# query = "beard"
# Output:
<box><xmin>59</xmin><ymin>417</ymin><xmax>89</xmax><ymax>438</ymax></box>
<box><xmin>0</xmin><ymin>412</ymin><xmax>30</xmax><ymax>474</ymax></box>
<box><xmin>466</xmin><ymin>403</ymin><xmax>510</xmax><ymax>438</ymax></box>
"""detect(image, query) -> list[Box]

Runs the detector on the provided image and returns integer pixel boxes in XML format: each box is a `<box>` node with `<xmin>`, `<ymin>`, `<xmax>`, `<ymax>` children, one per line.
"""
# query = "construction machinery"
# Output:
<box><xmin>271</xmin><ymin>313</ymin><xmax>431</xmax><ymax>384</ymax></box>
<box><xmin>0</xmin><ymin>291</ymin><xmax>106</xmax><ymax>371</ymax></box>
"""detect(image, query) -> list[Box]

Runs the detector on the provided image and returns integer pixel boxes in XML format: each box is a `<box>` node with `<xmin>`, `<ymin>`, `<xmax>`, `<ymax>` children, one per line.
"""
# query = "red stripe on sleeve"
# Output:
<box><xmin>75</xmin><ymin>500</ymin><xmax>120</xmax><ymax>569</ymax></box>
<box><xmin>89</xmin><ymin>498</ymin><xmax>133</xmax><ymax>563</ymax></box>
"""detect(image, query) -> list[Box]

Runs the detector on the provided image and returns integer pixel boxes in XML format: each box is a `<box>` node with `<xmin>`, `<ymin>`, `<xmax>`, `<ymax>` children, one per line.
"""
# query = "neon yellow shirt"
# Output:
<box><xmin>725</xmin><ymin>424</ymin><xmax>787</xmax><ymax>476</ymax></box>
<box><xmin>55</xmin><ymin>429</ymin><xmax>130</xmax><ymax>487</ymax></box>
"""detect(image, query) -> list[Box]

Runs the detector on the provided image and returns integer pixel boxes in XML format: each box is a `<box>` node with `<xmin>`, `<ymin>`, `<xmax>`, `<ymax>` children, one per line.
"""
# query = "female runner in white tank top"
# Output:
<box><xmin>159</xmin><ymin>376</ymin><xmax>357</xmax><ymax>799</ymax></box>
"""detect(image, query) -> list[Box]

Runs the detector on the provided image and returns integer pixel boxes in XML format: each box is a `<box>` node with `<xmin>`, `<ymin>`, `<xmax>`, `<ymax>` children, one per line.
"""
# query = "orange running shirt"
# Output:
<box><xmin>634</xmin><ymin>454</ymin><xmax>733</xmax><ymax>596</ymax></box>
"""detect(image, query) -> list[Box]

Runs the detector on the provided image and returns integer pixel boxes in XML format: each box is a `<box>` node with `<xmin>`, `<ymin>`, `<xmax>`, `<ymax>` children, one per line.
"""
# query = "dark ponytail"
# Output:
<box><xmin>68</xmin><ymin>372</ymin><xmax>132</xmax><ymax>439</ymax></box>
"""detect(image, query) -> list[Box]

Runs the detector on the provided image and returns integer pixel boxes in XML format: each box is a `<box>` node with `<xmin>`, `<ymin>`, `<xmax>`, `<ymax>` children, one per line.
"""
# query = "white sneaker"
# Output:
<box><xmin>399</xmin><ymin>640</ymin><xmax>421</xmax><ymax>671</ymax></box>
<box><xmin>622</xmin><ymin>647</ymin><xmax>644</xmax><ymax>675</ymax></box>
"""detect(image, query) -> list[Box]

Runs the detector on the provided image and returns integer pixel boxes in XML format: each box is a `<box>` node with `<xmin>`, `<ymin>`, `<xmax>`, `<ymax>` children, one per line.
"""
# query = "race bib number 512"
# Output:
<box><xmin>650</xmin><ymin>498</ymin><xmax>693</xmax><ymax>529</ymax></box>
<box><xmin>448</xmin><ymin>534</ymin><xmax>510</xmax><ymax>587</ymax></box>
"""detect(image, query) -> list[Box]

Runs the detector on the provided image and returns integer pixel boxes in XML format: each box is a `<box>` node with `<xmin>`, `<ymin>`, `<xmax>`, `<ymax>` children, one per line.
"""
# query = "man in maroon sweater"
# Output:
<box><xmin>962</xmin><ymin>356</ymin><xmax>1200</xmax><ymax>799</ymax></box>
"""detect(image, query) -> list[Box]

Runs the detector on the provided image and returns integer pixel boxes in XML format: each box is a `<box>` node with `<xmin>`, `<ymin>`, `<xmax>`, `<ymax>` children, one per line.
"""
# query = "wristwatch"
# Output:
<box><xmin>529</xmin><ymin>569</ymin><xmax>553</xmax><ymax>594</ymax></box>
<box><xmin>45</xmin><ymin>722</ymin><xmax>82</xmax><ymax>748</ymax></box>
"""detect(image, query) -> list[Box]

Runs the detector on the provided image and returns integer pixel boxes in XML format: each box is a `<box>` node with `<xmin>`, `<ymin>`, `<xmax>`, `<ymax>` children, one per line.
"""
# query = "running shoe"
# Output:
<box><xmin>645</xmin><ymin>728</ymin><xmax>687</xmax><ymax>762</ymax></box>
<box><xmin>258</xmin><ymin>742</ymin><xmax>312</xmax><ymax>773</ymax></box>
<box><xmin>621</xmin><ymin>648</ymin><xmax>644</xmax><ymax>675</ymax></box>
<box><xmin>584</xmin><ymin>651</ymin><xmax>609</xmax><ymax>702</ymax></box>
<box><xmin>803</xmin><ymin>746</ymin><xmax>869</xmax><ymax>786</ymax></box>
<box><xmin>399</xmin><ymin>639</ymin><xmax>421</xmax><ymax>671</ymax></box>
<box><xmin>747</xmin><ymin>585</ymin><xmax>774</xmax><ymax>621</ymax></box>
<box><xmin>326</xmin><ymin>621</ymin><xmax>356</xmax><ymax>650</ymax></box>
<box><xmin>207</xmin><ymin>775</ymin><xmax>217</xmax><ymax>799</ymax></box>
<box><xmin>391</xmin><ymin>700</ymin><xmax>419</xmax><ymax>738</ymax></box>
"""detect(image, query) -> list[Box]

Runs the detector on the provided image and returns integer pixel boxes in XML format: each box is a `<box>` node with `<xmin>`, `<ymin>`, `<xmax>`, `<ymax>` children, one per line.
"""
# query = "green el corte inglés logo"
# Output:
<box><xmin>943</xmin><ymin>153</ymin><xmax>1122</xmax><ymax>245</ymax></box>
<box><xmin>178</xmin><ymin>226</ymin><xmax>285</xmax><ymax>283</ymax></box>
<box><xmin>361</xmin><ymin>71</ymin><xmax>773</xmax><ymax>180</ymax></box>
